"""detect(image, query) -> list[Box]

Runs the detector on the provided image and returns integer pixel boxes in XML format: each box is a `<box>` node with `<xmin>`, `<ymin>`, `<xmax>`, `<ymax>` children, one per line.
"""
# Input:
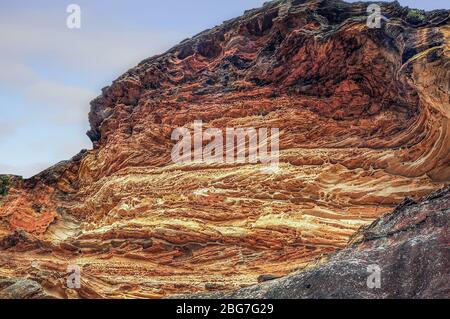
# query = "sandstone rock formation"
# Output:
<box><xmin>197</xmin><ymin>186</ymin><xmax>450</xmax><ymax>299</ymax></box>
<box><xmin>0</xmin><ymin>0</ymin><xmax>449</xmax><ymax>298</ymax></box>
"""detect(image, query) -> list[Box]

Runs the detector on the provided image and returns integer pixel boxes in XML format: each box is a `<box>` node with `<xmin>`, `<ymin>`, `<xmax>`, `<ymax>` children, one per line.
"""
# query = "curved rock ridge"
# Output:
<box><xmin>0</xmin><ymin>0</ymin><xmax>449</xmax><ymax>298</ymax></box>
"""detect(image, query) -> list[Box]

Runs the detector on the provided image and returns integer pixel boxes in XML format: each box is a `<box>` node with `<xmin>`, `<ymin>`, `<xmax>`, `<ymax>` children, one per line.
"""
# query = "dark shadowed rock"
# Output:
<box><xmin>0</xmin><ymin>278</ymin><xmax>53</xmax><ymax>299</ymax></box>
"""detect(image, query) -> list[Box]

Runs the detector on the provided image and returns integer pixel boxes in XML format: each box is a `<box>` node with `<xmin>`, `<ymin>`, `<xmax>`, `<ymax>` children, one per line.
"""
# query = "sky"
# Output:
<box><xmin>0</xmin><ymin>0</ymin><xmax>449</xmax><ymax>178</ymax></box>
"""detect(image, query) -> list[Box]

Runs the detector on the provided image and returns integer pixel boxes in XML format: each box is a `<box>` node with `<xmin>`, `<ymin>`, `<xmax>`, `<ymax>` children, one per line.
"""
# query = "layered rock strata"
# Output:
<box><xmin>0</xmin><ymin>0</ymin><xmax>449</xmax><ymax>298</ymax></box>
<box><xmin>198</xmin><ymin>186</ymin><xmax>450</xmax><ymax>299</ymax></box>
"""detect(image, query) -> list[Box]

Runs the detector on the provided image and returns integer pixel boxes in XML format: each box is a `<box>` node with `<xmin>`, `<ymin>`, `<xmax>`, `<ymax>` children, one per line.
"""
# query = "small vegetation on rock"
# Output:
<box><xmin>407</xmin><ymin>9</ymin><xmax>426</xmax><ymax>24</ymax></box>
<box><xmin>0</xmin><ymin>176</ymin><xmax>10</xmax><ymax>197</ymax></box>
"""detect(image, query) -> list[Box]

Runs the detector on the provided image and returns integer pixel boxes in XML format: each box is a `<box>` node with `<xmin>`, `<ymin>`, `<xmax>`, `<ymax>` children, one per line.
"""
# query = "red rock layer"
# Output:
<box><xmin>0</xmin><ymin>0</ymin><xmax>449</xmax><ymax>298</ymax></box>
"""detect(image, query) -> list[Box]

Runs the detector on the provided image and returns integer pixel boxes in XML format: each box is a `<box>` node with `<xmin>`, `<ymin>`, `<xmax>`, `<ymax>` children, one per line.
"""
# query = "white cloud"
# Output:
<box><xmin>0</xmin><ymin>19</ymin><xmax>185</xmax><ymax>74</ymax></box>
<box><xmin>0</xmin><ymin>13</ymin><xmax>186</xmax><ymax>124</ymax></box>
<box><xmin>25</xmin><ymin>81</ymin><xmax>96</xmax><ymax>124</ymax></box>
<box><xmin>0</xmin><ymin>162</ymin><xmax>51</xmax><ymax>178</ymax></box>
<box><xmin>0</xmin><ymin>7</ymin><xmax>187</xmax><ymax>178</ymax></box>
<box><xmin>0</xmin><ymin>61</ymin><xmax>38</xmax><ymax>87</ymax></box>
<box><xmin>0</xmin><ymin>121</ymin><xmax>18</xmax><ymax>143</ymax></box>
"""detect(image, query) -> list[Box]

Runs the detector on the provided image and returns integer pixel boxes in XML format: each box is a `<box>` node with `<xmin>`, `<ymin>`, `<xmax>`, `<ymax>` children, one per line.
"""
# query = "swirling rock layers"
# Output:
<box><xmin>202</xmin><ymin>186</ymin><xmax>450</xmax><ymax>299</ymax></box>
<box><xmin>0</xmin><ymin>0</ymin><xmax>449</xmax><ymax>298</ymax></box>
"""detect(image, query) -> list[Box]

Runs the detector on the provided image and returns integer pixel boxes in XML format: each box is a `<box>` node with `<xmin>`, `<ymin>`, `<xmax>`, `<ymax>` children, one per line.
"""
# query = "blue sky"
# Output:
<box><xmin>0</xmin><ymin>0</ymin><xmax>449</xmax><ymax>177</ymax></box>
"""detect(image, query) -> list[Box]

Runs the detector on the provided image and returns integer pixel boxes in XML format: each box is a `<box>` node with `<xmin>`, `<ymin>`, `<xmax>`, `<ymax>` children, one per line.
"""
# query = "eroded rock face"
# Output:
<box><xmin>0</xmin><ymin>0</ymin><xmax>449</xmax><ymax>298</ymax></box>
<box><xmin>208</xmin><ymin>186</ymin><xmax>450</xmax><ymax>299</ymax></box>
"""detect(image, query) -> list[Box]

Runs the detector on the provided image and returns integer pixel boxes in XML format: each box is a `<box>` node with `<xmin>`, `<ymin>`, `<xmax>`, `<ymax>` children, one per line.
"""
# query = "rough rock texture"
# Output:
<box><xmin>0</xmin><ymin>0</ymin><xmax>449</xmax><ymax>298</ymax></box>
<box><xmin>0</xmin><ymin>277</ymin><xmax>57</xmax><ymax>299</ymax></box>
<box><xmin>194</xmin><ymin>186</ymin><xmax>450</xmax><ymax>299</ymax></box>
